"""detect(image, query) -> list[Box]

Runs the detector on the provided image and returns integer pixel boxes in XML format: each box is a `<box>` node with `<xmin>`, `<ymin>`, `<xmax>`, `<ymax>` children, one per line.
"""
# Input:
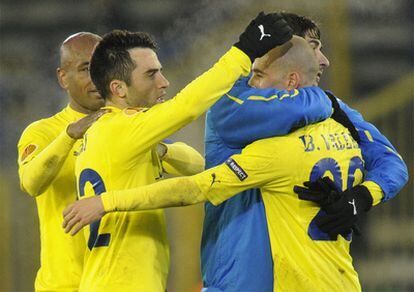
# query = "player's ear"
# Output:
<box><xmin>110</xmin><ymin>80</ymin><xmax>127</xmax><ymax>98</ymax></box>
<box><xmin>286</xmin><ymin>72</ymin><xmax>300</xmax><ymax>90</ymax></box>
<box><xmin>57</xmin><ymin>68</ymin><xmax>68</xmax><ymax>89</ymax></box>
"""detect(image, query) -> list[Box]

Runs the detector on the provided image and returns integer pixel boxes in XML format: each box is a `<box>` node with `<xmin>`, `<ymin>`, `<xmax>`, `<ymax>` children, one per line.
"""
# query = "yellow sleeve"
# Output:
<box><xmin>161</xmin><ymin>142</ymin><xmax>205</xmax><ymax>176</ymax></box>
<box><xmin>100</xmin><ymin>139</ymin><xmax>279</xmax><ymax>211</ymax></box>
<box><xmin>18</xmin><ymin>124</ymin><xmax>75</xmax><ymax>196</ymax></box>
<box><xmin>194</xmin><ymin>140</ymin><xmax>279</xmax><ymax>205</ymax></box>
<box><xmin>361</xmin><ymin>180</ymin><xmax>384</xmax><ymax>206</ymax></box>
<box><xmin>126</xmin><ymin>47</ymin><xmax>251</xmax><ymax>155</ymax></box>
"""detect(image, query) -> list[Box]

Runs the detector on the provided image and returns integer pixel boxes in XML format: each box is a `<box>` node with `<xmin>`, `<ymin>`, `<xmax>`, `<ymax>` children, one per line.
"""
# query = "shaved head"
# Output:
<box><xmin>57</xmin><ymin>32</ymin><xmax>104</xmax><ymax>113</ymax></box>
<box><xmin>60</xmin><ymin>32</ymin><xmax>101</xmax><ymax>69</ymax></box>
<box><xmin>249</xmin><ymin>36</ymin><xmax>319</xmax><ymax>89</ymax></box>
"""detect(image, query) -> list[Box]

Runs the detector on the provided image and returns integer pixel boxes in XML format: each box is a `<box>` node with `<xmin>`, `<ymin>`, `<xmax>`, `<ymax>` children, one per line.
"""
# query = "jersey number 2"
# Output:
<box><xmin>78</xmin><ymin>169</ymin><xmax>111</xmax><ymax>250</ymax></box>
<box><xmin>307</xmin><ymin>156</ymin><xmax>364</xmax><ymax>241</ymax></box>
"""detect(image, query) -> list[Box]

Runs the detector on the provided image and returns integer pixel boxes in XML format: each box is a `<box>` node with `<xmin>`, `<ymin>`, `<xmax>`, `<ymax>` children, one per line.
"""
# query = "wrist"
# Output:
<box><xmin>233</xmin><ymin>42</ymin><xmax>255</xmax><ymax>63</ymax></box>
<box><xmin>351</xmin><ymin>185</ymin><xmax>373</xmax><ymax>212</ymax></box>
<box><xmin>59</xmin><ymin>129</ymin><xmax>77</xmax><ymax>148</ymax></box>
<box><xmin>100</xmin><ymin>192</ymin><xmax>115</xmax><ymax>212</ymax></box>
<box><xmin>66</xmin><ymin>124</ymin><xmax>79</xmax><ymax>140</ymax></box>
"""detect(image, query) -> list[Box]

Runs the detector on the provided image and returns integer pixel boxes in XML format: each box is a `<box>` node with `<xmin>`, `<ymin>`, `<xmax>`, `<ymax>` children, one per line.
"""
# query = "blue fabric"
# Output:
<box><xmin>336</xmin><ymin>98</ymin><xmax>408</xmax><ymax>201</ymax></box>
<box><xmin>201</xmin><ymin>77</ymin><xmax>408</xmax><ymax>291</ymax></box>
<box><xmin>201</xmin><ymin>77</ymin><xmax>332</xmax><ymax>291</ymax></box>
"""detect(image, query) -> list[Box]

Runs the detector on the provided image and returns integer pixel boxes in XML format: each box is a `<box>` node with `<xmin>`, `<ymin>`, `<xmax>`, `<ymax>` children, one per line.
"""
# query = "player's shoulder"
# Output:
<box><xmin>20</xmin><ymin>109</ymin><xmax>68</xmax><ymax>140</ymax></box>
<box><xmin>243</xmin><ymin>137</ymin><xmax>283</xmax><ymax>157</ymax></box>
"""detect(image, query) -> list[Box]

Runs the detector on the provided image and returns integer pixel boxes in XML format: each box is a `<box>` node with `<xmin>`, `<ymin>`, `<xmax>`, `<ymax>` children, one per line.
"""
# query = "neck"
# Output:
<box><xmin>69</xmin><ymin>100</ymin><xmax>93</xmax><ymax>114</ymax></box>
<box><xmin>105</xmin><ymin>96</ymin><xmax>129</xmax><ymax>109</ymax></box>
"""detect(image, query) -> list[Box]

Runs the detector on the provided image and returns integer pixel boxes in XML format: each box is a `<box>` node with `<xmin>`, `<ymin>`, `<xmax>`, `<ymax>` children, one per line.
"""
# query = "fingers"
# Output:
<box><xmin>294</xmin><ymin>186</ymin><xmax>323</xmax><ymax>203</ymax></box>
<box><xmin>324</xmin><ymin>177</ymin><xmax>340</xmax><ymax>191</ymax></box>
<box><xmin>86</xmin><ymin>108</ymin><xmax>109</xmax><ymax>123</ymax></box>
<box><xmin>316</xmin><ymin>213</ymin><xmax>355</xmax><ymax>236</ymax></box>
<box><xmin>69</xmin><ymin>220</ymin><xmax>88</xmax><ymax>236</ymax></box>
<box><xmin>62</xmin><ymin>203</ymin><xmax>74</xmax><ymax>217</ymax></box>
<box><xmin>62</xmin><ymin>206</ymin><xmax>76</xmax><ymax>228</ymax></box>
<box><xmin>64</xmin><ymin>214</ymin><xmax>81</xmax><ymax>234</ymax></box>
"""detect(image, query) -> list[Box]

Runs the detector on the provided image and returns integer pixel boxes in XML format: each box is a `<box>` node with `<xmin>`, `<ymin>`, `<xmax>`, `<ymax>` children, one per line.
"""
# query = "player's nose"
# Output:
<box><xmin>318</xmin><ymin>51</ymin><xmax>330</xmax><ymax>69</ymax></box>
<box><xmin>158</xmin><ymin>73</ymin><xmax>170</xmax><ymax>89</ymax></box>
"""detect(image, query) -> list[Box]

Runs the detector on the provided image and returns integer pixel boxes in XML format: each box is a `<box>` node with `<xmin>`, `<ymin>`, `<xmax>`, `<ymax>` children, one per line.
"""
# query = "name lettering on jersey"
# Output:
<box><xmin>225</xmin><ymin>158</ymin><xmax>248</xmax><ymax>181</ymax></box>
<box><xmin>20</xmin><ymin>144</ymin><xmax>37</xmax><ymax>163</ymax></box>
<box><xmin>300</xmin><ymin>132</ymin><xmax>359</xmax><ymax>153</ymax></box>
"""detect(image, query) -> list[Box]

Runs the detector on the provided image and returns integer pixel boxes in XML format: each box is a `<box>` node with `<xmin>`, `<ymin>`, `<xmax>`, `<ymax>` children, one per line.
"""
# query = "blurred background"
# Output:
<box><xmin>0</xmin><ymin>0</ymin><xmax>413</xmax><ymax>291</ymax></box>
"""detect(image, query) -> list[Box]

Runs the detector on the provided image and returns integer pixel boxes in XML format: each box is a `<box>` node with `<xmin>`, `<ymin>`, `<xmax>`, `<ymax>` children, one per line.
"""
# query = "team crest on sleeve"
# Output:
<box><xmin>225</xmin><ymin>158</ymin><xmax>248</xmax><ymax>181</ymax></box>
<box><xmin>21</xmin><ymin>144</ymin><xmax>37</xmax><ymax>162</ymax></box>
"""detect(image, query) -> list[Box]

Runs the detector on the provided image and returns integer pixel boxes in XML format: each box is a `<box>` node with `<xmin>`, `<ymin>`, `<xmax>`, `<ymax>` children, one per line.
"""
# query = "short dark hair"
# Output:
<box><xmin>90</xmin><ymin>30</ymin><xmax>157</xmax><ymax>99</ymax></box>
<box><xmin>281</xmin><ymin>12</ymin><xmax>321</xmax><ymax>40</ymax></box>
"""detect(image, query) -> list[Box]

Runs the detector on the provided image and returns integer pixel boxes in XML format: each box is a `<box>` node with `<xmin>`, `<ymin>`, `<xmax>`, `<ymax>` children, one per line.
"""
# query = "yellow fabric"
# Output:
<box><xmin>161</xmin><ymin>142</ymin><xmax>205</xmax><ymax>176</ymax></box>
<box><xmin>101</xmin><ymin>175</ymin><xmax>203</xmax><ymax>212</ymax></box>
<box><xmin>193</xmin><ymin>119</ymin><xmax>363</xmax><ymax>291</ymax></box>
<box><xmin>17</xmin><ymin>105</ymin><xmax>87</xmax><ymax>292</ymax></box>
<box><xmin>362</xmin><ymin>180</ymin><xmax>384</xmax><ymax>206</ymax></box>
<box><xmin>75</xmin><ymin>47</ymin><xmax>250</xmax><ymax>292</ymax></box>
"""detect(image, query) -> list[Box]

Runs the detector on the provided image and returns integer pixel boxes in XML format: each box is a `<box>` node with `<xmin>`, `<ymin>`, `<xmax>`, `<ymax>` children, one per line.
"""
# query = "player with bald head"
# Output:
<box><xmin>57</xmin><ymin>32</ymin><xmax>104</xmax><ymax>114</ymax></box>
<box><xmin>17</xmin><ymin>32</ymin><xmax>107</xmax><ymax>292</ymax></box>
<box><xmin>249</xmin><ymin>36</ymin><xmax>319</xmax><ymax>89</ymax></box>
<box><xmin>63</xmin><ymin>34</ymin><xmax>366</xmax><ymax>290</ymax></box>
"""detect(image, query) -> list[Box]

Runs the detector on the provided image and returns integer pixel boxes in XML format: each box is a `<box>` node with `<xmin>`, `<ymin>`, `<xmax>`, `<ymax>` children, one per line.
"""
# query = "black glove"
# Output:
<box><xmin>325</xmin><ymin>91</ymin><xmax>360</xmax><ymax>144</ymax></box>
<box><xmin>234</xmin><ymin>12</ymin><xmax>293</xmax><ymax>62</ymax></box>
<box><xmin>294</xmin><ymin>177</ymin><xmax>373</xmax><ymax>240</ymax></box>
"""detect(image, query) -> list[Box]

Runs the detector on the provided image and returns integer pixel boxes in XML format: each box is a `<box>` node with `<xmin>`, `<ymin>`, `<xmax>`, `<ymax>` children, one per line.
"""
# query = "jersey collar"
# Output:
<box><xmin>64</xmin><ymin>105</ymin><xmax>87</xmax><ymax>120</ymax></box>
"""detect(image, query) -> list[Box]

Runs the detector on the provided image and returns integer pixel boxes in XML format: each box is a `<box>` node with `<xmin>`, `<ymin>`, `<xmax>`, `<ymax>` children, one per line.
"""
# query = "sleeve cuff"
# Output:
<box><xmin>362</xmin><ymin>180</ymin><xmax>384</xmax><ymax>206</ymax></box>
<box><xmin>60</xmin><ymin>128</ymin><xmax>77</xmax><ymax>148</ymax></box>
<box><xmin>100</xmin><ymin>192</ymin><xmax>116</xmax><ymax>212</ymax></box>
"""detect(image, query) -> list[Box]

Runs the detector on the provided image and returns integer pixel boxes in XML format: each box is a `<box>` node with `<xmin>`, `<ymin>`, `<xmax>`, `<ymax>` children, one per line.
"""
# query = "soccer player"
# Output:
<box><xmin>17</xmin><ymin>32</ymin><xmax>105</xmax><ymax>292</ymax></box>
<box><xmin>199</xmin><ymin>12</ymin><xmax>408</xmax><ymax>291</ymax></box>
<box><xmin>64</xmin><ymin>11</ymin><xmax>407</xmax><ymax>290</ymax></box>
<box><xmin>17</xmin><ymin>32</ymin><xmax>205</xmax><ymax>292</ymax></box>
<box><xmin>62</xmin><ymin>36</ymin><xmax>368</xmax><ymax>290</ymax></box>
<box><xmin>66</xmin><ymin>13</ymin><xmax>293</xmax><ymax>291</ymax></box>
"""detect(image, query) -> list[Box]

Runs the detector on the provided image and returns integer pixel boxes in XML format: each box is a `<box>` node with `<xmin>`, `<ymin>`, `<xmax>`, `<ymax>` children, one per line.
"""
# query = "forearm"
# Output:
<box><xmin>161</xmin><ymin>142</ymin><xmax>205</xmax><ymax>176</ymax></box>
<box><xmin>179</xmin><ymin>47</ymin><xmax>251</xmax><ymax>116</ymax></box>
<box><xmin>101</xmin><ymin>176</ymin><xmax>207</xmax><ymax>212</ymax></box>
<box><xmin>131</xmin><ymin>47</ymin><xmax>251</xmax><ymax>152</ymax></box>
<box><xmin>19</xmin><ymin>130</ymin><xmax>75</xmax><ymax>196</ymax></box>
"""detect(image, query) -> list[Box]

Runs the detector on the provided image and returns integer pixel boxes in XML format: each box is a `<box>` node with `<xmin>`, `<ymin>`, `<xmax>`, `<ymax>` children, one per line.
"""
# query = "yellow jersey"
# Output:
<box><xmin>195</xmin><ymin>119</ymin><xmax>364</xmax><ymax>291</ymax></box>
<box><xmin>17</xmin><ymin>106</ymin><xmax>87</xmax><ymax>292</ymax></box>
<box><xmin>75</xmin><ymin>47</ymin><xmax>250</xmax><ymax>292</ymax></box>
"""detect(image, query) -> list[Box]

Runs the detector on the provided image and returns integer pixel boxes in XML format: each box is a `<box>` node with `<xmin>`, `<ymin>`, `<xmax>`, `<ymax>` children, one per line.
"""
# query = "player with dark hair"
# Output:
<box><xmin>198</xmin><ymin>12</ymin><xmax>408</xmax><ymax>291</ymax></box>
<box><xmin>65</xmin><ymin>13</ymin><xmax>294</xmax><ymax>291</ymax></box>
<box><xmin>17</xmin><ymin>32</ymin><xmax>106</xmax><ymax>292</ymax></box>
<box><xmin>63</xmin><ymin>13</ymin><xmax>407</xmax><ymax>291</ymax></box>
<box><xmin>62</xmin><ymin>36</ymin><xmax>369</xmax><ymax>290</ymax></box>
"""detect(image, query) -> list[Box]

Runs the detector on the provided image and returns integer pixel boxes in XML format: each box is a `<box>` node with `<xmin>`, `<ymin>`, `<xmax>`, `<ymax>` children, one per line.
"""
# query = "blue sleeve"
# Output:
<box><xmin>337</xmin><ymin>99</ymin><xmax>409</xmax><ymax>202</ymax></box>
<box><xmin>210</xmin><ymin>78</ymin><xmax>332</xmax><ymax>148</ymax></box>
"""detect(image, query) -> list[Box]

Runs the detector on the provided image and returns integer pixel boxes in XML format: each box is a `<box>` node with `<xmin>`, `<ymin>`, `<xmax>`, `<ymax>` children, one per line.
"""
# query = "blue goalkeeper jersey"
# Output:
<box><xmin>201</xmin><ymin>77</ymin><xmax>408</xmax><ymax>291</ymax></box>
<box><xmin>202</xmin><ymin>77</ymin><xmax>332</xmax><ymax>291</ymax></box>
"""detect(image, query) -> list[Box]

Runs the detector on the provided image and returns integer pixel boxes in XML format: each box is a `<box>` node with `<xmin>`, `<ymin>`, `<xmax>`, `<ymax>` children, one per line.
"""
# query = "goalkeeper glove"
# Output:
<box><xmin>294</xmin><ymin>177</ymin><xmax>373</xmax><ymax>240</ymax></box>
<box><xmin>234</xmin><ymin>12</ymin><xmax>293</xmax><ymax>62</ymax></box>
